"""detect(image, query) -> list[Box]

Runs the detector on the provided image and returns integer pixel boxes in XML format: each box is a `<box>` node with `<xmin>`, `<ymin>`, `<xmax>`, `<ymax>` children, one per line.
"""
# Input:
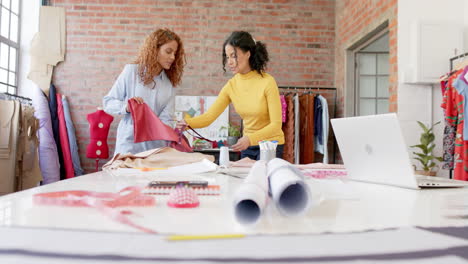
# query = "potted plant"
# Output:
<box><xmin>220</xmin><ymin>123</ymin><xmax>241</xmax><ymax>146</ymax></box>
<box><xmin>410</xmin><ymin>121</ymin><xmax>443</xmax><ymax>176</ymax></box>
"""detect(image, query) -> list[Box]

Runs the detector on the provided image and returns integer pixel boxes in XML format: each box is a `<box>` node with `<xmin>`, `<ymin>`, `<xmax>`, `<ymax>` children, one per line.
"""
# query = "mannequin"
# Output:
<box><xmin>86</xmin><ymin>108</ymin><xmax>114</xmax><ymax>170</ymax></box>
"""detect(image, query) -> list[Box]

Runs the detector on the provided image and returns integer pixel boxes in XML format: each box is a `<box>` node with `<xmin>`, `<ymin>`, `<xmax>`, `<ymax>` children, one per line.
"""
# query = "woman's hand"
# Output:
<box><xmin>175</xmin><ymin>119</ymin><xmax>187</xmax><ymax>130</ymax></box>
<box><xmin>231</xmin><ymin>136</ymin><xmax>250</xmax><ymax>152</ymax></box>
<box><xmin>126</xmin><ymin>97</ymin><xmax>144</xmax><ymax>112</ymax></box>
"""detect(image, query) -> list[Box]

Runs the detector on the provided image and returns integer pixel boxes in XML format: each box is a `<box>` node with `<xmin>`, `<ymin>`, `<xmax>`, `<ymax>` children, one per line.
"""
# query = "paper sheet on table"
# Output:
<box><xmin>268</xmin><ymin>158</ymin><xmax>311</xmax><ymax>217</ymax></box>
<box><xmin>167</xmin><ymin>159</ymin><xmax>218</xmax><ymax>174</ymax></box>
<box><xmin>0</xmin><ymin>226</ymin><xmax>467</xmax><ymax>262</ymax></box>
<box><xmin>232</xmin><ymin>161</ymin><xmax>268</xmax><ymax>225</ymax></box>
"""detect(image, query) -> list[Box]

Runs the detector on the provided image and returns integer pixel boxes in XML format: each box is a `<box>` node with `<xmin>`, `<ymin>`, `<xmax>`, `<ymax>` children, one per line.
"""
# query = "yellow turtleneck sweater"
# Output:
<box><xmin>186</xmin><ymin>70</ymin><xmax>285</xmax><ymax>146</ymax></box>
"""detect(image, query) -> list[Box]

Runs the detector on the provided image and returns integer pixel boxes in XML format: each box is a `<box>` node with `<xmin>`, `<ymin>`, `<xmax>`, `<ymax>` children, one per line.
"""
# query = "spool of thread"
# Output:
<box><xmin>219</xmin><ymin>146</ymin><xmax>230</xmax><ymax>166</ymax></box>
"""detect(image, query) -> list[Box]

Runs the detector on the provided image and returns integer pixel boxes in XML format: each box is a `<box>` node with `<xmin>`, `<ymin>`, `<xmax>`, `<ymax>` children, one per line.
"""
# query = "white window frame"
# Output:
<box><xmin>0</xmin><ymin>0</ymin><xmax>21</xmax><ymax>95</ymax></box>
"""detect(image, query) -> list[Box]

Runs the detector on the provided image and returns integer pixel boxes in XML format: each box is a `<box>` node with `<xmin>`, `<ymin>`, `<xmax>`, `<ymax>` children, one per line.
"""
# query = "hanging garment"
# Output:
<box><xmin>15</xmin><ymin>105</ymin><xmax>42</xmax><ymax>190</ymax></box>
<box><xmin>299</xmin><ymin>94</ymin><xmax>315</xmax><ymax>164</ymax></box>
<box><xmin>102</xmin><ymin>147</ymin><xmax>214</xmax><ymax>170</ymax></box>
<box><xmin>281</xmin><ymin>94</ymin><xmax>295</xmax><ymax>163</ymax></box>
<box><xmin>56</xmin><ymin>93</ymin><xmax>75</xmax><ymax>179</ymax></box>
<box><xmin>317</xmin><ymin>95</ymin><xmax>329</xmax><ymax>163</ymax></box>
<box><xmin>86</xmin><ymin>109</ymin><xmax>114</xmax><ymax>159</ymax></box>
<box><xmin>128</xmin><ymin>98</ymin><xmax>192</xmax><ymax>152</ymax></box>
<box><xmin>61</xmin><ymin>96</ymin><xmax>84</xmax><ymax>176</ymax></box>
<box><xmin>294</xmin><ymin>94</ymin><xmax>300</xmax><ymax>164</ymax></box>
<box><xmin>280</xmin><ymin>95</ymin><xmax>287</xmax><ymax>123</ymax></box>
<box><xmin>31</xmin><ymin>84</ymin><xmax>60</xmax><ymax>184</ymax></box>
<box><xmin>440</xmin><ymin>80</ymin><xmax>455</xmax><ymax>170</ymax></box>
<box><xmin>0</xmin><ymin>100</ymin><xmax>20</xmax><ymax>194</ymax></box>
<box><xmin>442</xmin><ymin>69</ymin><xmax>468</xmax><ymax>181</ymax></box>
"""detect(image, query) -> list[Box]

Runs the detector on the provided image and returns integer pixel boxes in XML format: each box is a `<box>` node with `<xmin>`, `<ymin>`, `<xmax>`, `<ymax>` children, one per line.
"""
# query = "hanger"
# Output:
<box><xmin>453</xmin><ymin>53</ymin><xmax>468</xmax><ymax>71</ymax></box>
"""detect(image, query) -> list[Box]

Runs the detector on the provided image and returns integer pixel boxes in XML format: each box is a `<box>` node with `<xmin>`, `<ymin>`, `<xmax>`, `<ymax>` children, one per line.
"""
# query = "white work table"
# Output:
<box><xmin>0</xmin><ymin>170</ymin><xmax>468</xmax><ymax>263</ymax></box>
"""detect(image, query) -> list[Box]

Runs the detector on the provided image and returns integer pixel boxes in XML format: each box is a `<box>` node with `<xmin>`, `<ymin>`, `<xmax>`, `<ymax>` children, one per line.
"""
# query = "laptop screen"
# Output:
<box><xmin>331</xmin><ymin>113</ymin><xmax>420</xmax><ymax>189</ymax></box>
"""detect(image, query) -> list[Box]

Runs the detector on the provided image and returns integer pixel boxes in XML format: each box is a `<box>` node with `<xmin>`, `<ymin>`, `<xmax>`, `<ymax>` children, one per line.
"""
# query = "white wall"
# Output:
<box><xmin>398</xmin><ymin>0</ymin><xmax>467</xmax><ymax>177</ymax></box>
<box><xmin>17</xmin><ymin>0</ymin><xmax>40</xmax><ymax>96</ymax></box>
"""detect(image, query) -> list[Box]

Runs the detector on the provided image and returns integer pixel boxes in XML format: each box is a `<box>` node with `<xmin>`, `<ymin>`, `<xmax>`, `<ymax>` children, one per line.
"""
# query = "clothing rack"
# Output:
<box><xmin>450</xmin><ymin>52</ymin><xmax>468</xmax><ymax>71</ymax></box>
<box><xmin>278</xmin><ymin>86</ymin><xmax>337</xmax><ymax>163</ymax></box>
<box><xmin>0</xmin><ymin>92</ymin><xmax>33</xmax><ymax>105</ymax></box>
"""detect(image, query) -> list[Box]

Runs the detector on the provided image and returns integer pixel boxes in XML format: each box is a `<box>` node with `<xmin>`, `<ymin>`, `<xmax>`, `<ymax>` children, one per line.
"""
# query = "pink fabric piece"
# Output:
<box><xmin>33</xmin><ymin>186</ymin><xmax>157</xmax><ymax>233</ymax></box>
<box><xmin>302</xmin><ymin>169</ymin><xmax>347</xmax><ymax>179</ymax></box>
<box><xmin>128</xmin><ymin>99</ymin><xmax>192</xmax><ymax>152</ymax></box>
<box><xmin>280</xmin><ymin>95</ymin><xmax>287</xmax><ymax>123</ymax></box>
<box><xmin>56</xmin><ymin>93</ymin><xmax>75</xmax><ymax>179</ymax></box>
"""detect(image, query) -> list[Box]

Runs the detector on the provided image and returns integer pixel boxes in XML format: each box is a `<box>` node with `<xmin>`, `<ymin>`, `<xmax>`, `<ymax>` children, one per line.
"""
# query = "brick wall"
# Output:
<box><xmin>334</xmin><ymin>0</ymin><xmax>398</xmax><ymax>117</ymax></box>
<box><xmin>50</xmin><ymin>0</ymin><xmax>336</xmax><ymax>173</ymax></box>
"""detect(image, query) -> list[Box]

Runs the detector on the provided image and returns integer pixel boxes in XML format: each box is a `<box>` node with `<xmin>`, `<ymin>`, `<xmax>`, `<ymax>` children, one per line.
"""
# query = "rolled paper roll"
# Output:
<box><xmin>232</xmin><ymin>160</ymin><xmax>268</xmax><ymax>225</ymax></box>
<box><xmin>267</xmin><ymin>158</ymin><xmax>311</xmax><ymax>217</ymax></box>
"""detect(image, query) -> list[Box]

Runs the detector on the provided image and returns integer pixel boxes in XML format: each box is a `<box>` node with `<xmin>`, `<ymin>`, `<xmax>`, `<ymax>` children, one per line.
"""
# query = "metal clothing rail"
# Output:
<box><xmin>278</xmin><ymin>86</ymin><xmax>338</xmax><ymax>163</ymax></box>
<box><xmin>449</xmin><ymin>52</ymin><xmax>468</xmax><ymax>71</ymax></box>
<box><xmin>0</xmin><ymin>92</ymin><xmax>33</xmax><ymax>106</ymax></box>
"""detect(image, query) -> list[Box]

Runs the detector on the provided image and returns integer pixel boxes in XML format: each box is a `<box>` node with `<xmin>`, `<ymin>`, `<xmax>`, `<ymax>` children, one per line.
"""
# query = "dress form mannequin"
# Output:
<box><xmin>86</xmin><ymin>108</ymin><xmax>113</xmax><ymax>171</ymax></box>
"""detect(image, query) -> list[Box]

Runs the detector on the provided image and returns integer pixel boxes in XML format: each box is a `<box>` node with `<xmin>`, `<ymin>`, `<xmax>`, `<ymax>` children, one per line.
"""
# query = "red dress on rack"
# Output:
<box><xmin>86</xmin><ymin>110</ymin><xmax>114</xmax><ymax>160</ymax></box>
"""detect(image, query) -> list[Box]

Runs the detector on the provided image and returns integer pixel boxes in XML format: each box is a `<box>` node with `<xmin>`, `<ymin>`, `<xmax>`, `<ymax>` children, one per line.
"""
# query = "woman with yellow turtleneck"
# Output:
<box><xmin>176</xmin><ymin>31</ymin><xmax>284</xmax><ymax>160</ymax></box>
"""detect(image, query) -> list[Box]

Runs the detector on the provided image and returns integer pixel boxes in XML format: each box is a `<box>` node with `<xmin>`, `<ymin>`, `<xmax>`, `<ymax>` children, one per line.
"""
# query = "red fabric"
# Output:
<box><xmin>128</xmin><ymin>99</ymin><xmax>192</xmax><ymax>152</ymax></box>
<box><xmin>56</xmin><ymin>93</ymin><xmax>75</xmax><ymax>179</ymax></box>
<box><xmin>86</xmin><ymin>110</ymin><xmax>114</xmax><ymax>159</ymax></box>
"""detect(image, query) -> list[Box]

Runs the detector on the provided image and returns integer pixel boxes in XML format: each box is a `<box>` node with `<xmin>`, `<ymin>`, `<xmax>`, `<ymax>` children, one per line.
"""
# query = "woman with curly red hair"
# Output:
<box><xmin>103</xmin><ymin>28</ymin><xmax>185</xmax><ymax>155</ymax></box>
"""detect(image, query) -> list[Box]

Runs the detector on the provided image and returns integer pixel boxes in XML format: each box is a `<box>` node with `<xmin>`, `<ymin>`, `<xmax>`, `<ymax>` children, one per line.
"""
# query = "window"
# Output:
<box><xmin>0</xmin><ymin>0</ymin><xmax>20</xmax><ymax>94</ymax></box>
<box><xmin>355</xmin><ymin>32</ymin><xmax>390</xmax><ymax>116</ymax></box>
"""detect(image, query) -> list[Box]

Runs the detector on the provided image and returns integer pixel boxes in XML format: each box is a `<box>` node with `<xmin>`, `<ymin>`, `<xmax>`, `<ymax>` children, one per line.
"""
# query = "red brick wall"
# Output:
<box><xmin>50</xmin><ymin>0</ymin><xmax>336</xmax><ymax>173</ymax></box>
<box><xmin>334</xmin><ymin>0</ymin><xmax>398</xmax><ymax>117</ymax></box>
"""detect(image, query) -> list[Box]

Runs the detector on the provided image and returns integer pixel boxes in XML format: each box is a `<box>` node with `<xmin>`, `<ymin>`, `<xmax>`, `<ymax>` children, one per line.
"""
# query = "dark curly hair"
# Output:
<box><xmin>222</xmin><ymin>31</ymin><xmax>269</xmax><ymax>76</ymax></box>
<box><xmin>134</xmin><ymin>28</ymin><xmax>185</xmax><ymax>87</ymax></box>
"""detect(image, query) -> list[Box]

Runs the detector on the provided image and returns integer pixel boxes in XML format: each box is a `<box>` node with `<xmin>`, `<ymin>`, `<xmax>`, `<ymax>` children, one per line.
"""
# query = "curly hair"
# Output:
<box><xmin>134</xmin><ymin>28</ymin><xmax>185</xmax><ymax>87</ymax></box>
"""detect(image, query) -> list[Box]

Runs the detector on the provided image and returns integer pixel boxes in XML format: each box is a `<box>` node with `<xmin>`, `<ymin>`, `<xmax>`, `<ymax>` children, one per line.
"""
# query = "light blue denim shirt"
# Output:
<box><xmin>103</xmin><ymin>64</ymin><xmax>175</xmax><ymax>155</ymax></box>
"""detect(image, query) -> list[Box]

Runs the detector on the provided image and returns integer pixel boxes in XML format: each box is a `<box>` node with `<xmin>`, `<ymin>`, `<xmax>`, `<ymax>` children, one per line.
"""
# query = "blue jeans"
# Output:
<box><xmin>241</xmin><ymin>144</ymin><xmax>284</xmax><ymax>160</ymax></box>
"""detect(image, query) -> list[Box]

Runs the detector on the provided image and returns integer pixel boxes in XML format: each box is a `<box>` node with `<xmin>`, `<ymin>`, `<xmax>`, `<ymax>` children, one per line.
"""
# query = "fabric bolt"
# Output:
<box><xmin>61</xmin><ymin>96</ymin><xmax>84</xmax><ymax>176</ymax></box>
<box><xmin>186</xmin><ymin>70</ymin><xmax>284</xmax><ymax>146</ymax></box>
<box><xmin>0</xmin><ymin>100</ymin><xmax>20</xmax><ymax>194</ymax></box>
<box><xmin>280</xmin><ymin>95</ymin><xmax>287</xmax><ymax>123</ymax></box>
<box><xmin>86</xmin><ymin>110</ymin><xmax>114</xmax><ymax>160</ymax></box>
<box><xmin>15</xmin><ymin>105</ymin><xmax>42</xmax><ymax>190</ymax></box>
<box><xmin>294</xmin><ymin>94</ymin><xmax>300</xmax><ymax>164</ymax></box>
<box><xmin>49</xmin><ymin>83</ymin><xmax>65</xmax><ymax>179</ymax></box>
<box><xmin>299</xmin><ymin>94</ymin><xmax>315</xmax><ymax>164</ymax></box>
<box><xmin>103</xmin><ymin>64</ymin><xmax>175</xmax><ymax>155</ymax></box>
<box><xmin>281</xmin><ymin>94</ymin><xmax>295</xmax><ymax>163</ymax></box>
<box><xmin>56</xmin><ymin>93</ymin><xmax>75</xmax><ymax>179</ymax></box>
<box><xmin>316</xmin><ymin>95</ymin><xmax>329</xmax><ymax>163</ymax></box>
<box><xmin>128</xmin><ymin>99</ymin><xmax>191</xmax><ymax>152</ymax></box>
<box><xmin>31</xmin><ymin>84</ymin><xmax>60</xmax><ymax>184</ymax></box>
<box><xmin>102</xmin><ymin>147</ymin><xmax>215</xmax><ymax>170</ymax></box>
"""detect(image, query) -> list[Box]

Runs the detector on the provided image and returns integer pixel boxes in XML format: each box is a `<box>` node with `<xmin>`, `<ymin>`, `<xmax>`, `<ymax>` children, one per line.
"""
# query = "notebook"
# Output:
<box><xmin>331</xmin><ymin>113</ymin><xmax>468</xmax><ymax>189</ymax></box>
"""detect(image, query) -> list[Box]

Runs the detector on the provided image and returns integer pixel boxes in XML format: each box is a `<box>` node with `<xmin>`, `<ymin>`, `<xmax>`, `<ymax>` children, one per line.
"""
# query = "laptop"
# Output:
<box><xmin>331</xmin><ymin>113</ymin><xmax>468</xmax><ymax>189</ymax></box>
